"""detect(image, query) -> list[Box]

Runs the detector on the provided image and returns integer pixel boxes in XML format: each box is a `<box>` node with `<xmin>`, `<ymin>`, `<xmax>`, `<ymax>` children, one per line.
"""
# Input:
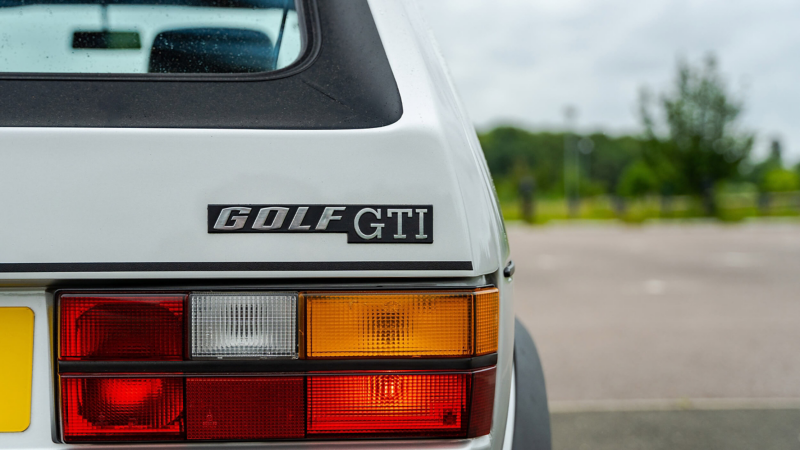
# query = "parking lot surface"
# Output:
<box><xmin>552</xmin><ymin>409</ymin><xmax>800</xmax><ymax>450</ymax></box>
<box><xmin>509</xmin><ymin>222</ymin><xmax>800</xmax><ymax>448</ymax></box>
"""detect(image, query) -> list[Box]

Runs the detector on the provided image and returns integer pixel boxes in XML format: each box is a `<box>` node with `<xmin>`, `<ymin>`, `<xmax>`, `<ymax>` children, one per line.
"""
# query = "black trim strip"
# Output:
<box><xmin>59</xmin><ymin>355</ymin><xmax>497</xmax><ymax>374</ymax></box>
<box><xmin>0</xmin><ymin>261</ymin><xmax>474</xmax><ymax>273</ymax></box>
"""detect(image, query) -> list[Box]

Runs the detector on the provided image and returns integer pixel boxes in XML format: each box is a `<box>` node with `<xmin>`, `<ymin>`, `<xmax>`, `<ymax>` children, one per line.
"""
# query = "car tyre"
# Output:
<box><xmin>513</xmin><ymin>318</ymin><xmax>552</xmax><ymax>450</ymax></box>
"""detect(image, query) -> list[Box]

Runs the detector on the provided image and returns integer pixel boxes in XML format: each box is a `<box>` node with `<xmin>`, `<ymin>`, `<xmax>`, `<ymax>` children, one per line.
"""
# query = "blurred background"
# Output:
<box><xmin>422</xmin><ymin>1</ymin><xmax>800</xmax><ymax>449</ymax></box>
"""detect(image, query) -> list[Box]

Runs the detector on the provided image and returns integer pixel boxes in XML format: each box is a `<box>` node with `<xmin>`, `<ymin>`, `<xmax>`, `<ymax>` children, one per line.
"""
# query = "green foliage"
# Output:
<box><xmin>584</xmin><ymin>133</ymin><xmax>642</xmax><ymax>193</ymax></box>
<box><xmin>748</xmin><ymin>140</ymin><xmax>787</xmax><ymax>192</ymax></box>
<box><xmin>478</xmin><ymin>128</ymin><xmax>645</xmax><ymax>196</ymax></box>
<box><xmin>498</xmin><ymin>193</ymin><xmax>800</xmax><ymax>224</ymax></box>
<box><xmin>762</xmin><ymin>169</ymin><xmax>800</xmax><ymax>193</ymax></box>
<box><xmin>478</xmin><ymin>127</ymin><xmax>565</xmax><ymax>195</ymax></box>
<box><xmin>617</xmin><ymin>160</ymin><xmax>658</xmax><ymax>197</ymax></box>
<box><xmin>477</xmin><ymin>54</ymin><xmax>797</xmax><ymax>223</ymax></box>
<box><xmin>639</xmin><ymin>54</ymin><xmax>754</xmax><ymax>196</ymax></box>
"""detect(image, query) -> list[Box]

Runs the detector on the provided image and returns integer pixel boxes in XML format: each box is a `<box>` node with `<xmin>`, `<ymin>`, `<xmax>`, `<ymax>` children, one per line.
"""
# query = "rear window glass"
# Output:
<box><xmin>0</xmin><ymin>0</ymin><xmax>302</xmax><ymax>74</ymax></box>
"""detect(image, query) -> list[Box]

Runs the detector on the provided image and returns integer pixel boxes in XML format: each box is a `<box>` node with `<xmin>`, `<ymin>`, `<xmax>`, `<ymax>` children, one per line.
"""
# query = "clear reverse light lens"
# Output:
<box><xmin>191</xmin><ymin>293</ymin><xmax>297</xmax><ymax>359</ymax></box>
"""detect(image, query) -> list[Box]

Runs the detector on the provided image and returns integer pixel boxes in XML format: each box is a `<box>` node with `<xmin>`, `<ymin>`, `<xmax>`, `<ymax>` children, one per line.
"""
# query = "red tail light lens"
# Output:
<box><xmin>186</xmin><ymin>377</ymin><xmax>305</xmax><ymax>440</ymax></box>
<box><xmin>59</xmin><ymin>294</ymin><xmax>185</xmax><ymax>361</ymax></box>
<box><xmin>306</xmin><ymin>373</ymin><xmax>470</xmax><ymax>437</ymax></box>
<box><xmin>60</xmin><ymin>369</ymin><xmax>495</xmax><ymax>442</ymax></box>
<box><xmin>61</xmin><ymin>377</ymin><xmax>184</xmax><ymax>442</ymax></box>
<box><xmin>468</xmin><ymin>367</ymin><xmax>496</xmax><ymax>437</ymax></box>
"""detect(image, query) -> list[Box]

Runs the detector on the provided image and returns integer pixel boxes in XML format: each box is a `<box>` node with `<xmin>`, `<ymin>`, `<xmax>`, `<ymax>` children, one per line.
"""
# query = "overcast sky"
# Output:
<box><xmin>421</xmin><ymin>0</ymin><xmax>800</xmax><ymax>162</ymax></box>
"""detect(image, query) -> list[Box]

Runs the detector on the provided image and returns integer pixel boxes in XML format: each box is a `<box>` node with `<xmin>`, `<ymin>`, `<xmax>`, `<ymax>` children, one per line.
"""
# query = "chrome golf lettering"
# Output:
<box><xmin>288</xmin><ymin>206</ymin><xmax>312</xmax><ymax>230</ymax></box>
<box><xmin>213</xmin><ymin>207</ymin><xmax>252</xmax><ymax>230</ymax></box>
<box><xmin>315</xmin><ymin>206</ymin><xmax>346</xmax><ymax>230</ymax></box>
<box><xmin>208</xmin><ymin>204</ymin><xmax>433</xmax><ymax>244</ymax></box>
<box><xmin>252</xmin><ymin>207</ymin><xmax>288</xmax><ymax>230</ymax></box>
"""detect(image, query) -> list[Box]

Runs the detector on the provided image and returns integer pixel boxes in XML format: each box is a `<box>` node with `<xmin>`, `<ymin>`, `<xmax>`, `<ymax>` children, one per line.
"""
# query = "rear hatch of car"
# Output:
<box><xmin>0</xmin><ymin>127</ymin><xmax>477</xmax><ymax>277</ymax></box>
<box><xmin>0</xmin><ymin>0</ymin><xmax>508</xmax><ymax>446</ymax></box>
<box><xmin>0</xmin><ymin>124</ymin><xmax>504</xmax><ymax>448</ymax></box>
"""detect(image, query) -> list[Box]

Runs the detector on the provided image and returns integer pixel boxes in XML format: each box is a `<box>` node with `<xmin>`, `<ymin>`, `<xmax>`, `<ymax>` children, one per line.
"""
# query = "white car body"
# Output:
<box><xmin>0</xmin><ymin>1</ymin><xmax>534</xmax><ymax>449</ymax></box>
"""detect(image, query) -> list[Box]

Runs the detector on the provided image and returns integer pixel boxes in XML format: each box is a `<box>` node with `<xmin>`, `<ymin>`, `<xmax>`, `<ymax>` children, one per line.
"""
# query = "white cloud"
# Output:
<box><xmin>420</xmin><ymin>0</ymin><xmax>800</xmax><ymax>162</ymax></box>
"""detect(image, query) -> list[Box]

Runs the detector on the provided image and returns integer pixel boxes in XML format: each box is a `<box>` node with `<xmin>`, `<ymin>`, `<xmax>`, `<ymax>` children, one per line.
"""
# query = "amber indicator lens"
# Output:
<box><xmin>303</xmin><ymin>288</ymin><xmax>498</xmax><ymax>358</ymax></box>
<box><xmin>475</xmin><ymin>288</ymin><xmax>500</xmax><ymax>355</ymax></box>
<box><xmin>304</xmin><ymin>291</ymin><xmax>472</xmax><ymax>358</ymax></box>
<box><xmin>59</xmin><ymin>294</ymin><xmax>186</xmax><ymax>361</ymax></box>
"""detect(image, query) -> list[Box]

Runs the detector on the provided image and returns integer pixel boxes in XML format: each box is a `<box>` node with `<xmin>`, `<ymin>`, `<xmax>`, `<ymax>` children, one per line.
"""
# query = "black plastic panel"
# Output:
<box><xmin>59</xmin><ymin>355</ymin><xmax>498</xmax><ymax>373</ymax></box>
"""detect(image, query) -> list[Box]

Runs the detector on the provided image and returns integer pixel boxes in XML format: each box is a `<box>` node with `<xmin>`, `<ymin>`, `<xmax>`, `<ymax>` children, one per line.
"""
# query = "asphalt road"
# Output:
<box><xmin>508</xmin><ymin>222</ymin><xmax>800</xmax><ymax>449</ymax></box>
<box><xmin>551</xmin><ymin>409</ymin><xmax>800</xmax><ymax>450</ymax></box>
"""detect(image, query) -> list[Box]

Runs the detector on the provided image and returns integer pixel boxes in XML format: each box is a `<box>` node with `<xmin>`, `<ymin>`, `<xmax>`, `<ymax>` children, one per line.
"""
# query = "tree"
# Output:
<box><xmin>762</xmin><ymin>169</ymin><xmax>799</xmax><ymax>193</ymax></box>
<box><xmin>478</xmin><ymin>127</ymin><xmax>565</xmax><ymax>195</ymax></box>
<box><xmin>617</xmin><ymin>160</ymin><xmax>658</xmax><ymax>198</ymax></box>
<box><xmin>640</xmin><ymin>54</ymin><xmax>754</xmax><ymax>214</ymax></box>
<box><xmin>584</xmin><ymin>133</ymin><xmax>642</xmax><ymax>194</ymax></box>
<box><xmin>749</xmin><ymin>139</ymin><xmax>785</xmax><ymax>191</ymax></box>
<box><xmin>479</xmin><ymin>128</ymin><xmax>645</xmax><ymax>197</ymax></box>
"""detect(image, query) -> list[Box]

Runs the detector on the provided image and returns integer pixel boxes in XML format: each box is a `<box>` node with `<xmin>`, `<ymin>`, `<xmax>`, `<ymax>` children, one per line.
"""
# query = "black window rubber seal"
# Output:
<box><xmin>0</xmin><ymin>0</ymin><xmax>403</xmax><ymax>129</ymax></box>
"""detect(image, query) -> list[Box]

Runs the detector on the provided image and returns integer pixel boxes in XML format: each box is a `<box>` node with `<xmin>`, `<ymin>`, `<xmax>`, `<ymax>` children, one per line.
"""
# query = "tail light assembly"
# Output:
<box><xmin>56</xmin><ymin>288</ymin><xmax>499</xmax><ymax>443</ymax></box>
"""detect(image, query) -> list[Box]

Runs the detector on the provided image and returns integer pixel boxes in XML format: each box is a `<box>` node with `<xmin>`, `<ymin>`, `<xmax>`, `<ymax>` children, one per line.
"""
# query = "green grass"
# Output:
<box><xmin>502</xmin><ymin>192</ymin><xmax>800</xmax><ymax>224</ymax></box>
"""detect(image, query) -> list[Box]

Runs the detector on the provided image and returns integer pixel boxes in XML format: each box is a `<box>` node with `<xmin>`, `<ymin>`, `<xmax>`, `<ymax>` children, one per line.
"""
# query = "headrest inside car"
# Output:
<box><xmin>148</xmin><ymin>28</ymin><xmax>275</xmax><ymax>74</ymax></box>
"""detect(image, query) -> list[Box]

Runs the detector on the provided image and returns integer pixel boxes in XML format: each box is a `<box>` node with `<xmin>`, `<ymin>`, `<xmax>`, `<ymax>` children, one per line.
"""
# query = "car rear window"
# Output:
<box><xmin>0</xmin><ymin>0</ymin><xmax>302</xmax><ymax>74</ymax></box>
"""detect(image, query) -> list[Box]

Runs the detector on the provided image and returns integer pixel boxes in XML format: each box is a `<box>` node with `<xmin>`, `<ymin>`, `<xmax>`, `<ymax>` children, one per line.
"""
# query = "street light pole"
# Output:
<box><xmin>563</xmin><ymin>106</ymin><xmax>578</xmax><ymax>218</ymax></box>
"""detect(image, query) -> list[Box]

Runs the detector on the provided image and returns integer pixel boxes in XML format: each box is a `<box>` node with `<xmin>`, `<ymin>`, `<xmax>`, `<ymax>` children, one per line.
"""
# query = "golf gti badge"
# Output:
<box><xmin>209</xmin><ymin>205</ymin><xmax>433</xmax><ymax>243</ymax></box>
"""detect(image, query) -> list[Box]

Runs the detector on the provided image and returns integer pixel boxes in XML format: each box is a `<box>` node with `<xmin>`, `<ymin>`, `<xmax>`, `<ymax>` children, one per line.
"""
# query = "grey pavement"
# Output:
<box><xmin>510</xmin><ymin>221</ymin><xmax>800</xmax><ymax>402</ymax></box>
<box><xmin>552</xmin><ymin>409</ymin><xmax>800</xmax><ymax>450</ymax></box>
<box><xmin>508</xmin><ymin>222</ymin><xmax>800</xmax><ymax>448</ymax></box>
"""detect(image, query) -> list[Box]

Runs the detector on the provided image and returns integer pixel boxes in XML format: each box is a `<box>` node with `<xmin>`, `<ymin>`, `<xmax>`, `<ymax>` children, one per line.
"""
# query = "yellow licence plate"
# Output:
<box><xmin>0</xmin><ymin>307</ymin><xmax>34</xmax><ymax>432</ymax></box>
